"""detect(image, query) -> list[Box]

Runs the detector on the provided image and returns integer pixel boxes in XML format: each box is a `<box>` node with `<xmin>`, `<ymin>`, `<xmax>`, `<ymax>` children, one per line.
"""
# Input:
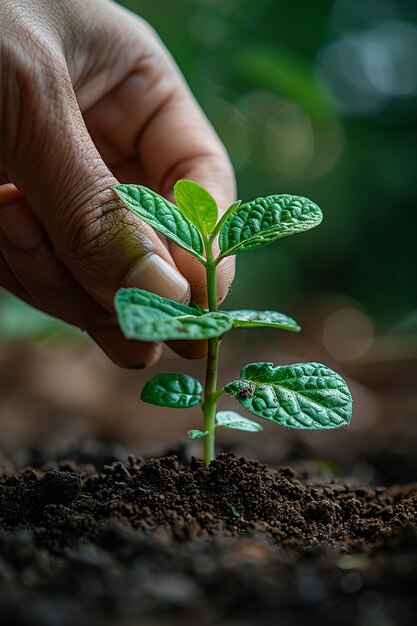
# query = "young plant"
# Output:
<box><xmin>113</xmin><ymin>181</ymin><xmax>352</xmax><ymax>464</ymax></box>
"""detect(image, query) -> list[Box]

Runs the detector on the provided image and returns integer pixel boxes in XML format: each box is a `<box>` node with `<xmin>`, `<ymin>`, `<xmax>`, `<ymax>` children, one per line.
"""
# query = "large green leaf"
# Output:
<box><xmin>126</xmin><ymin>311</ymin><xmax>232</xmax><ymax>342</ymax></box>
<box><xmin>227</xmin><ymin>309</ymin><xmax>300</xmax><ymax>332</ymax></box>
<box><xmin>174</xmin><ymin>179</ymin><xmax>218</xmax><ymax>234</ymax></box>
<box><xmin>141</xmin><ymin>373</ymin><xmax>202</xmax><ymax>408</ymax></box>
<box><xmin>216</xmin><ymin>411</ymin><xmax>263</xmax><ymax>432</ymax></box>
<box><xmin>218</xmin><ymin>194</ymin><xmax>322</xmax><ymax>257</ymax></box>
<box><xmin>116</xmin><ymin>288</ymin><xmax>198</xmax><ymax>320</ymax></box>
<box><xmin>225</xmin><ymin>362</ymin><xmax>352</xmax><ymax>430</ymax></box>
<box><xmin>115</xmin><ymin>288</ymin><xmax>233</xmax><ymax>341</ymax></box>
<box><xmin>112</xmin><ymin>184</ymin><xmax>204</xmax><ymax>259</ymax></box>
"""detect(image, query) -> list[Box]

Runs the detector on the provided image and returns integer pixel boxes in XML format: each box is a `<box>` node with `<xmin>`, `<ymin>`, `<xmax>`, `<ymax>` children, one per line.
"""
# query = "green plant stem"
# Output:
<box><xmin>202</xmin><ymin>334</ymin><xmax>219</xmax><ymax>464</ymax></box>
<box><xmin>205</xmin><ymin>247</ymin><xmax>218</xmax><ymax>312</ymax></box>
<box><xmin>211</xmin><ymin>387</ymin><xmax>225</xmax><ymax>402</ymax></box>
<box><xmin>202</xmin><ymin>244</ymin><xmax>220</xmax><ymax>464</ymax></box>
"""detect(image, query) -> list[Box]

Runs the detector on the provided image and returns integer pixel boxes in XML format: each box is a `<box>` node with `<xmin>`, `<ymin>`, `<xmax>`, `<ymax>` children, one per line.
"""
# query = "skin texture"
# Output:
<box><xmin>0</xmin><ymin>0</ymin><xmax>235</xmax><ymax>366</ymax></box>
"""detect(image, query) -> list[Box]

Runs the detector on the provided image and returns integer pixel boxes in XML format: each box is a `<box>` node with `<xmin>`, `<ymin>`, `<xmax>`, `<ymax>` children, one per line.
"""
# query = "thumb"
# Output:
<box><xmin>5</xmin><ymin>52</ymin><xmax>189</xmax><ymax>310</ymax></box>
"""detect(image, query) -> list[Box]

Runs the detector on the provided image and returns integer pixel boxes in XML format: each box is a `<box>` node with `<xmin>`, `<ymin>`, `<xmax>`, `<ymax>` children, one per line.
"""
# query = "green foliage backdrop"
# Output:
<box><xmin>118</xmin><ymin>0</ymin><xmax>417</xmax><ymax>326</ymax></box>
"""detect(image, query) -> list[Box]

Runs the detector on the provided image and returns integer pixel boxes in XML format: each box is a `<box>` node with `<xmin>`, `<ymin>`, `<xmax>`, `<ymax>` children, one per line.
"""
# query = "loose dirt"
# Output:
<box><xmin>1</xmin><ymin>450</ymin><xmax>416</xmax><ymax>625</ymax></box>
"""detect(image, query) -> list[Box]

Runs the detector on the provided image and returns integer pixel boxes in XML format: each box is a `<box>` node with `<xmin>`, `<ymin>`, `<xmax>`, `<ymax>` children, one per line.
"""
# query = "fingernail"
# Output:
<box><xmin>0</xmin><ymin>201</ymin><xmax>45</xmax><ymax>250</ymax></box>
<box><xmin>124</xmin><ymin>254</ymin><xmax>190</xmax><ymax>303</ymax></box>
<box><xmin>0</xmin><ymin>183</ymin><xmax>21</xmax><ymax>205</ymax></box>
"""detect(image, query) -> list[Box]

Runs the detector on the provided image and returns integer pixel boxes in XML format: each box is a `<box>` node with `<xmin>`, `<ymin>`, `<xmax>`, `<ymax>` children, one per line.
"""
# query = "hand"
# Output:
<box><xmin>0</xmin><ymin>0</ymin><xmax>235</xmax><ymax>366</ymax></box>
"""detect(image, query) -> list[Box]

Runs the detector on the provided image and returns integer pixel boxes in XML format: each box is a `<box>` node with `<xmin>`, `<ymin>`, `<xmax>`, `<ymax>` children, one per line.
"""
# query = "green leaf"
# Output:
<box><xmin>115</xmin><ymin>288</ymin><xmax>233</xmax><ymax>341</ymax></box>
<box><xmin>174</xmin><ymin>179</ymin><xmax>218</xmax><ymax>234</ymax></box>
<box><xmin>225</xmin><ymin>362</ymin><xmax>352</xmax><ymax>430</ymax></box>
<box><xmin>218</xmin><ymin>194</ymin><xmax>322</xmax><ymax>257</ymax></box>
<box><xmin>216</xmin><ymin>411</ymin><xmax>263</xmax><ymax>432</ymax></box>
<box><xmin>227</xmin><ymin>309</ymin><xmax>300</xmax><ymax>332</ymax></box>
<box><xmin>127</xmin><ymin>311</ymin><xmax>232</xmax><ymax>342</ymax></box>
<box><xmin>116</xmin><ymin>288</ymin><xmax>198</xmax><ymax>320</ymax></box>
<box><xmin>223</xmin><ymin>200</ymin><xmax>242</xmax><ymax>218</ymax></box>
<box><xmin>112</xmin><ymin>184</ymin><xmax>204</xmax><ymax>259</ymax></box>
<box><xmin>141</xmin><ymin>373</ymin><xmax>202</xmax><ymax>408</ymax></box>
<box><xmin>210</xmin><ymin>200</ymin><xmax>242</xmax><ymax>242</ymax></box>
<box><xmin>188</xmin><ymin>429</ymin><xmax>209</xmax><ymax>440</ymax></box>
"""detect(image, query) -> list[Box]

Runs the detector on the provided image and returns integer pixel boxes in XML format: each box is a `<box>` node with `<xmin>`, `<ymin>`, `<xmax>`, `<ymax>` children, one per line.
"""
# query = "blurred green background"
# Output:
<box><xmin>119</xmin><ymin>0</ymin><xmax>417</xmax><ymax>327</ymax></box>
<box><xmin>1</xmin><ymin>0</ymin><xmax>417</xmax><ymax>341</ymax></box>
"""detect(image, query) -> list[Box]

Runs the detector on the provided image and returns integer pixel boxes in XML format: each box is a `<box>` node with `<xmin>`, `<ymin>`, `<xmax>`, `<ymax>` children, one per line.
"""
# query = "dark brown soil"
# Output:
<box><xmin>1</xmin><ymin>449</ymin><xmax>417</xmax><ymax>626</ymax></box>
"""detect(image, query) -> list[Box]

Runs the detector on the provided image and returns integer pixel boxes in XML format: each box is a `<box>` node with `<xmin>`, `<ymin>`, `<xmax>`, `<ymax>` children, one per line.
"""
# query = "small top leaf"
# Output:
<box><xmin>209</xmin><ymin>200</ymin><xmax>242</xmax><ymax>242</ymax></box>
<box><xmin>218</xmin><ymin>194</ymin><xmax>322</xmax><ymax>257</ymax></box>
<box><xmin>216</xmin><ymin>411</ymin><xmax>263</xmax><ymax>432</ymax></box>
<box><xmin>227</xmin><ymin>309</ymin><xmax>300</xmax><ymax>332</ymax></box>
<box><xmin>223</xmin><ymin>200</ymin><xmax>242</xmax><ymax>216</ymax></box>
<box><xmin>225</xmin><ymin>361</ymin><xmax>352</xmax><ymax>430</ymax></box>
<box><xmin>112</xmin><ymin>184</ymin><xmax>204</xmax><ymax>260</ymax></box>
<box><xmin>115</xmin><ymin>288</ymin><xmax>233</xmax><ymax>342</ymax></box>
<box><xmin>141</xmin><ymin>373</ymin><xmax>202</xmax><ymax>408</ymax></box>
<box><xmin>174</xmin><ymin>179</ymin><xmax>218</xmax><ymax>234</ymax></box>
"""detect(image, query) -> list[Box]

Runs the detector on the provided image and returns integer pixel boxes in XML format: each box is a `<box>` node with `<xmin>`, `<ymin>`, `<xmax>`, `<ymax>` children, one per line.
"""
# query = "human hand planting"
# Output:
<box><xmin>0</xmin><ymin>0</ymin><xmax>235</xmax><ymax>366</ymax></box>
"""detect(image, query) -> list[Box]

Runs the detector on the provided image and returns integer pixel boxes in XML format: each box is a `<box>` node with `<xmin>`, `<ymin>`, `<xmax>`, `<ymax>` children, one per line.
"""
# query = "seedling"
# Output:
<box><xmin>113</xmin><ymin>181</ymin><xmax>352</xmax><ymax>464</ymax></box>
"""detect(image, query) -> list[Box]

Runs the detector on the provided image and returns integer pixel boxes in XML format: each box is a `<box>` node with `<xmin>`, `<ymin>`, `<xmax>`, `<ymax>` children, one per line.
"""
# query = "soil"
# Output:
<box><xmin>1</xmin><ymin>447</ymin><xmax>417</xmax><ymax>626</ymax></box>
<box><xmin>1</xmin><ymin>336</ymin><xmax>417</xmax><ymax>625</ymax></box>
